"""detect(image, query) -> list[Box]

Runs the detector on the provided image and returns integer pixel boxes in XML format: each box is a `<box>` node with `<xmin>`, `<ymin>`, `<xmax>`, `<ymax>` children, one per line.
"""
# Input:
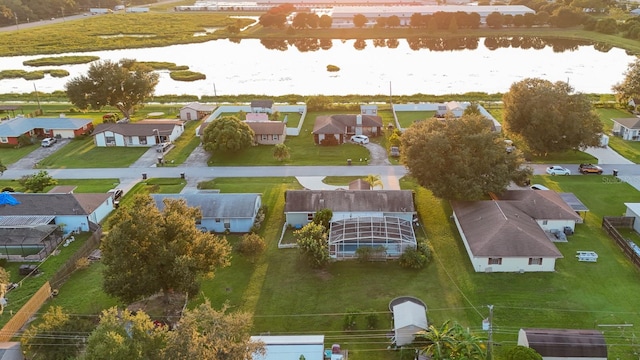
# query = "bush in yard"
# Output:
<box><xmin>399</xmin><ymin>248</ymin><xmax>428</xmax><ymax>269</ymax></box>
<box><xmin>75</xmin><ymin>257</ymin><xmax>90</xmax><ymax>270</ymax></box>
<box><xmin>17</xmin><ymin>134</ymin><xmax>32</xmax><ymax>147</ymax></box>
<box><xmin>365</xmin><ymin>311</ymin><xmax>379</xmax><ymax>329</ymax></box>
<box><xmin>237</xmin><ymin>233</ymin><xmax>266</xmax><ymax>263</ymax></box>
<box><xmin>320</xmin><ymin>135</ymin><xmax>340</xmax><ymax>146</ymax></box>
<box><xmin>343</xmin><ymin>309</ymin><xmax>359</xmax><ymax>330</ymax></box>
<box><xmin>505</xmin><ymin>345</ymin><xmax>542</xmax><ymax>360</ymax></box>
<box><xmin>295</xmin><ymin>222</ymin><xmax>330</xmax><ymax>268</ymax></box>
<box><xmin>312</xmin><ymin>208</ymin><xmax>333</xmax><ymax>229</ymax></box>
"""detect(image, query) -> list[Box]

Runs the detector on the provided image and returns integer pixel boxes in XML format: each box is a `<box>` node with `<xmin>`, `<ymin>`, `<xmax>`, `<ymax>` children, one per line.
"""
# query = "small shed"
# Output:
<box><xmin>517</xmin><ymin>328</ymin><xmax>607</xmax><ymax>360</ymax></box>
<box><xmin>392</xmin><ymin>300</ymin><xmax>428</xmax><ymax>346</ymax></box>
<box><xmin>250</xmin><ymin>335</ymin><xmax>324</xmax><ymax>360</ymax></box>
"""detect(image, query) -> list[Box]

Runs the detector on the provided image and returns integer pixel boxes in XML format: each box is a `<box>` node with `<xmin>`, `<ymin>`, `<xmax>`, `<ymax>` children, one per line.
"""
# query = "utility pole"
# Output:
<box><xmin>487</xmin><ymin>305</ymin><xmax>494</xmax><ymax>360</ymax></box>
<box><xmin>33</xmin><ymin>83</ymin><xmax>42</xmax><ymax>114</ymax></box>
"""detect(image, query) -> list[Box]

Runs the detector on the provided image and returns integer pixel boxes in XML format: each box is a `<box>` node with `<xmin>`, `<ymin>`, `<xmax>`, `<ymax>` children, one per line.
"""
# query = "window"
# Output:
<box><xmin>488</xmin><ymin>258</ymin><xmax>502</xmax><ymax>265</ymax></box>
<box><xmin>105</xmin><ymin>136</ymin><xmax>115</xmax><ymax>144</ymax></box>
<box><xmin>307</xmin><ymin>213</ymin><xmax>314</xmax><ymax>221</ymax></box>
<box><xmin>126</xmin><ymin>136</ymin><xmax>133</xmax><ymax>145</ymax></box>
<box><xmin>261</xmin><ymin>134</ymin><xmax>268</xmax><ymax>141</ymax></box>
<box><xmin>273</xmin><ymin>134</ymin><xmax>279</xmax><ymax>140</ymax></box>
<box><xmin>0</xmin><ymin>137</ymin><xmax>7</xmax><ymax>143</ymax></box>
<box><xmin>529</xmin><ymin>257</ymin><xmax>543</xmax><ymax>265</ymax></box>
<box><xmin>195</xmin><ymin>219</ymin><xmax>202</xmax><ymax>225</ymax></box>
<box><xmin>542</xmin><ymin>220</ymin><xmax>548</xmax><ymax>225</ymax></box>
<box><xmin>215</xmin><ymin>218</ymin><xmax>220</xmax><ymax>222</ymax></box>
<box><xmin>139</xmin><ymin>136</ymin><xmax>147</xmax><ymax>145</ymax></box>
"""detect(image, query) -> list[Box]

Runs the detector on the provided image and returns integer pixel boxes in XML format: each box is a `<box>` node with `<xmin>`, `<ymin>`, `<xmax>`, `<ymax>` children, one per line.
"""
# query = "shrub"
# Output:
<box><xmin>237</xmin><ymin>233</ymin><xmax>266</xmax><ymax>263</ymax></box>
<box><xmin>1</xmin><ymin>187</ymin><xmax>14</xmax><ymax>192</ymax></box>
<box><xmin>75</xmin><ymin>257</ymin><xmax>90</xmax><ymax>270</ymax></box>
<box><xmin>365</xmin><ymin>312</ymin><xmax>379</xmax><ymax>329</ymax></box>
<box><xmin>343</xmin><ymin>309</ymin><xmax>358</xmax><ymax>330</ymax></box>
<box><xmin>320</xmin><ymin>135</ymin><xmax>340</xmax><ymax>146</ymax></box>
<box><xmin>399</xmin><ymin>248</ymin><xmax>428</xmax><ymax>269</ymax></box>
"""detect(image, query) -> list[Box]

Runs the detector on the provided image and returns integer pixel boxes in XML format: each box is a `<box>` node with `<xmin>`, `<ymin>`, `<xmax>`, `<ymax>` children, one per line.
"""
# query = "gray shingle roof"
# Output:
<box><xmin>0</xmin><ymin>117</ymin><xmax>92</xmax><ymax>137</ymax></box>
<box><xmin>0</xmin><ymin>193</ymin><xmax>110</xmax><ymax>216</ymax></box>
<box><xmin>451</xmin><ymin>200</ymin><xmax>563</xmax><ymax>257</ymax></box>
<box><xmin>521</xmin><ymin>328</ymin><xmax>607</xmax><ymax>358</ymax></box>
<box><xmin>612</xmin><ymin>117</ymin><xmax>640</xmax><ymax>129</ymax></box>
<box><xmin>245</xmin><ymin>121</ymin><xmax>285</xmax><ymax>135</ymax></box>
<box><xmin>284</xmin><ymin>190</ymin><xmax>415</xmax><ymax>213</ymax></box>
<box><xmin>93</xmin><ymin>122</ymin><xmax>177</xmax><ymax>136</ymax></box>
<box><xmin>251</xmin><ymin>100</ymin><xmax>274</xmax><ymax>108</ymax></box>
<box><xmin>152</xmin><ymin>193</ymin><xmax>260</xmax><ymax>218</ymax></box>
<box><xmin>497</xmin><ymin>190</ymin><xmax>582</xmax><ymax>221</ymax></box>
<box><xmin>312</xmin><ymin>114</ymin><xmax>383</xmax><ymax>134</ymax></box>
<box><xmin>181</xmin><ymin>102</ymin><xmax>216</xmax><ymax>112</ymax></box>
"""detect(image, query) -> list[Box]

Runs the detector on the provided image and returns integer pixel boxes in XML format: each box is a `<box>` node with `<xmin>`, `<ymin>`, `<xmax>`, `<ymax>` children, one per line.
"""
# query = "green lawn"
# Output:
<box><xmin>395</xmin><ymin>111</ymin><xmax>435</xmax><ymax>129</ymax></box>
<box><xmin>0</xmin><ymin>144</ymin><xmax>38</xmax><ymax>165</ymax></box>
<box><xmin>0</xmin><ymin>178</ymin><xmax>119</xmax><ymax>193</ymax></box>
<box><xmin>207</xmin><ymin>111</ymin><xmax>370</xmax><ymax>166</ymax></box>
<box><xmin>596</xmin><ymin>108</ymin><xmax>640</xmax><ymax>164</ymax></box>
<box><xmin>37</xmin><ymin>138</ymin><xmax>149</xmax><ymax>168</ymax></box>
<box><xmin>162</xmin><ymin>120</ymin><xmax>202</xmax><ymax>166</ymax></box>
<box><xmin>322</xmin><ymin>176</ymin><xmax>362</xmax><ymax>185</ymax></box>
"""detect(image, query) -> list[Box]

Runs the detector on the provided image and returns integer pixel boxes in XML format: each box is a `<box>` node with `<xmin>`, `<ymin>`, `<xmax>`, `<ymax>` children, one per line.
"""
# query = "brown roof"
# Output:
<box><xmin>245</xmin><ymin>121</ymin><xmax>285</xmax><ymax>135</ymax></box>
<box><xmin>348</xmin><ymin>179</ymin><xmax>371</xmax><ymax>190</ymax></box>
<box><xmin>521</xmin><ymin>329</ymin><xmax>607</xmax><ymax>358</ymax></box>
<box><xmin>93</xmin><ymin>123</ymin><xmax>178</xmax><ymax>136</ymax></box>
<box><xmin>312</xmin><ymin>114</ymin><xmax>383</xmax><ymax>134</ymax></box>
<box><xmin>284</xmin><ymin>190</ymin><xmax>415</xmax><ymax>213</ymax></box>
<box><xmin>137</xmin><ymin>119</ymin><xmax>184</xmax><ymax>125</ymax></box>
<box><xmin>497</xmin><ymin>190</ymin><xmax>582</xmax><ymax>222</ymax></box>
<box><xmin>452</xmin><ymin>200</ymin><xmax>562</xmax><ymax>258</ymax></box>
<box><xmin>0</xmin><ymin>193</ymin><xmax>111</xmax><ymax>216</ymax></box>
<box><xmin>612</xmin><ymin>117</ymin><xmax>640</xmax><ymax>129</ymax></box>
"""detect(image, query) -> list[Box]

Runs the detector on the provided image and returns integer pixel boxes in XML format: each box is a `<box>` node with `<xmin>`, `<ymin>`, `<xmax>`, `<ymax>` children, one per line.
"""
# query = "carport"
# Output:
<box><xmin>559</xmin><ymin>193</ymin><xmax>589</xmax><ymax>222</ymax></box>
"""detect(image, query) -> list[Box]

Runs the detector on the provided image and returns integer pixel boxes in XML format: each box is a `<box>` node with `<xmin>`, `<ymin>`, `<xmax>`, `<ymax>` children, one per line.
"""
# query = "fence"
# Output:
<box><xmin>602</xmin><ymin>217</ymin><xmax>640</xmax><ymax>269</ymax></box>
<box><xmin>0</xmin><ymin>227</ymin><xmax>102</xmax><ymax>341</ymax></box>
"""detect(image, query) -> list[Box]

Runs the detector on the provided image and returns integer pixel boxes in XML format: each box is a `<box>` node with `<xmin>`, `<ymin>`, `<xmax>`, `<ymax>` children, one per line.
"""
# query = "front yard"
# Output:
<box><xmin>597</xmin><ymin>108</ymin><xmax>640</xmax><ymax>164</ymax></box>
<box><xmin>37</xmin><ymin>137</ymin><xmax>149</xmax><ymax>168</ymax></box>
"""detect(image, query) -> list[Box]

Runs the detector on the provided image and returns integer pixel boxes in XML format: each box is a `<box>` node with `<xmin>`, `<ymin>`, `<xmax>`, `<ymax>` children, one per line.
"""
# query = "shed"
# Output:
<box><xmin>392</xmin><ymin>301</ymin><xmax>428</xmax><ymax>346</ymax></box>
<box><xmin>624</xmin><ymin>203</ymin><xmax>640</xmax><ymax>233</ymax></box>
<box><xmin>250</xmin><ymin>335</ymin><xmax>324</xmax><ymax>360</ymax></box>
<box><xmin>517</xmin><ymin>328</ymin><xmax>607</xmax><ymax>359</ymax></box>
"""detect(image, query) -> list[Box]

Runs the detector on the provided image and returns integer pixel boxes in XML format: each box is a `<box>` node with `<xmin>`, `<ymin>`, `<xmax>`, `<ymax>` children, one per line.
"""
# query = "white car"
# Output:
<box><xmin>546</xmin><ymin>165</ymin><xmax>571</xmax><ymax>176</ymax></box>
<box><xmin>350</xmin><ymin>135</ymin><xmax>369</xmax><ymax>144</ymax></box>
<box><xmin>530</xmin><ymin>184</ymin><xmax>550</xmax><ymax>190</ymax></box>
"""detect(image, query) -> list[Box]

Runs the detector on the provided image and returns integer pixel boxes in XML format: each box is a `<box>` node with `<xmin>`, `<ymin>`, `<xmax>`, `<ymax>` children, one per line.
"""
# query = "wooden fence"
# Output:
<box><xmin>602</xmin><ymin>217</ymin><xmax>640</xmax><ymax>270</ymax></box>
<box><xmin>0</xmin><ymin>226</ymin><xmax>102</xmax><ymax>341</ymax></box>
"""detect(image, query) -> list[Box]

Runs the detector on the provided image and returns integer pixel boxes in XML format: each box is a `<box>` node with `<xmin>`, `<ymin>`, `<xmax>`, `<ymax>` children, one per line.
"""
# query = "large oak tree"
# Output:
<box><xmin>503</xmin><ymin>78</ymin><xmax>603</xmax><ymax>156</ymax></box>
<box><xmin>613</xmin><ymin>58</ymin><xmax>640</xmax><ymax>105</ymax></box>
<box><xmin>65</xmin><ymin>59</ymin><xmax>159</xmax><ymax>119</ymax></box>
<box><xmin>101</xmin><ymin>195</ymin><xmax>231</xmax><ymax>303</ymax></box>
<box><xmin>401</xmin><ymin>115</ymin><xmax>530</xmax><ymax>200</ymax></box>
<box><xmin>201</xmin><ymin>116</ymin><xmax>255</xmax><ymax>153</ymax></box>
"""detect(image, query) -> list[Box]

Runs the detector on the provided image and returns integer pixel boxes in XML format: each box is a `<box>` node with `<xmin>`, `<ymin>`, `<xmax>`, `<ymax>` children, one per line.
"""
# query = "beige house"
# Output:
<box><xmin>179</xmin><ymin>102</ymin><xmax>215</xmax><ymax>121</ymax></box>
<box><xmin>312</xmin><ymin>114</ymin><xmax>382</xmax><ymax>145</ymax></box>
<box><xmin>245</xmin><ymin>121</ymin><xmax>286</xmax><ymax>145</ymax></box>
<box><xmin>451</xmin><ymin>190</ymin><xmax>581</xmax><ymax>273</ymax></box>
<box><xmin>612</xmin><ymin>117</ymin><xmax>640</xmax><ymax>141</ymax></box>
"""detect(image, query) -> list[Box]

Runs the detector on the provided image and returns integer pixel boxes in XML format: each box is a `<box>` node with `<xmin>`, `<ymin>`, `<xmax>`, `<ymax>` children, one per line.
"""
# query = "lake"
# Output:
<box><xmin>0</xmin><ymin>37</ymin><xmax>634</xmax><ymax>96</ymax></box>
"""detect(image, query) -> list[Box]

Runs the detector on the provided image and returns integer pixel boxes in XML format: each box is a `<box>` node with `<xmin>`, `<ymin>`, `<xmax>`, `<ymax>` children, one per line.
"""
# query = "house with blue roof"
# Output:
<box><xmin>0</xmin><ymin>116</ymin><xmax>93</xmax><ymax>146</ymax></box>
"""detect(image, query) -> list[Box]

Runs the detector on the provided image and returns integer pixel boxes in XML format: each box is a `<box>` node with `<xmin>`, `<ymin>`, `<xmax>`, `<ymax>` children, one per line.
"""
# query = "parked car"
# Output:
<box><xmin>390</xmin><ymin>146</ymin><xmax>400</xmax><ymax>157</ymax></box>
<box><xmin>108</xmin><ymin>188</ymin><xmax>123</xmax><ymax>207</ymax></box>
<box><xmin>350</xmin><ymin>135</ymin><xmax>369</xmax><ymax>144</ymax></box>
<box><xmin>546</xmin><ymin>165</ymin><xmax>571</xmax><ymax>176</ymax></box>
<box><xmin>578</xmin><ymin>163</ymin><xmax>603</xmax><ymax>175</ymax></box>
<box><xmin>41</xmin><ymin>137</ymin><xmax>57</xmax><ymax>147</ymax></box>
<box><xmin>530</xmin><ymin>184</ymin><xmax>550</xmax><ymax>190</ymax></box>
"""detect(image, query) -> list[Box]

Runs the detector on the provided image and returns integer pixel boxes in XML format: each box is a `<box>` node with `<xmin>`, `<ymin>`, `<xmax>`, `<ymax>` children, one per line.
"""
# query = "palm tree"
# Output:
<box><xmin>416</xmin><ymin>321</ymin><xmax>486</xmax><ymax>360</ymax></box>
<box><xmin>364</xmin><ymin>174</ymin><xmax>383</xmax><ymax>189</ymax></box>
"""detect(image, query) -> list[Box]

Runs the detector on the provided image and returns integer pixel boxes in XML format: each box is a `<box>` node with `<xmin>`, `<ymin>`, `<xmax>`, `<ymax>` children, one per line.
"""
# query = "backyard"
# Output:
<box><xmin>31</xmin><ymin>174</ymin><xmax>640</xmax><ymax>360</ymax></box>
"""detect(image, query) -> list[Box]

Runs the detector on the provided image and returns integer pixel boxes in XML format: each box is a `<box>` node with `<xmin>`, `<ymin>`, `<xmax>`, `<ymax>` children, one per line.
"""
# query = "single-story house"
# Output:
<box><xmin>284</xmin><ymin>190</ymin><xmax>415</xmax><ymax>227</ymax></box>
<box><xmin>312</xmin><ymin>114</ymin><xmax>383</xmax><ymax>145</ymax></box>
<box><xmin>436</xmin><ymin>101</ymin><xmax>465</xmax><ymax>118</ymax></box>
<box><xmin>0</xmin><ymin>117</ymin><xmax>93</xmax><ymax>146</ymax></box>
<box><xmin>0</xmin><ymin>193</ymin><xmax>114</xmax><ymax>234</ymax></box>
<box><xmin>245</xmin><ymin>121</ymin><xmax>286</xmax><ymax>145</ymax></box>
<box><xmin>251</xmin><ymin>100</ymin><xmax>274</xmax><ymax>113</ymax></box>
<box><xmin>250</xmin><ymin>335</ymin><xmax>324</xmax><ymax>360</ymax></box>
<box><xmin>93</xmin><ymin>121</ymin><xmax>184</xmax><ymax>147</ymax></box>
<box><xmin>624</xmin><ymin>203</ymin><xmax>640</xmax><ymax>233</ymax></box>
<box><xmin>0</xmin><ymin>342</ymin><xmax>25</xmax><ymax>360</ymax></box>
<box><xmin>517</xmin><ymin>328</ymin><xmax>607</xmax><ymax>360</ymax></box>
<box><xmin>392</xmin><ymin>301</ymin><xmax>428</xmax><ymax>346</ymax></box>
<box><xmin>152</xmin><ymin>193</ymin><xmax>262</xmax><ymax>233</ymax></box>
<box><xmin>361</xmin><ymin>104</ymin><xmax>378</xmax><ymax>115</ymax></box>
<box><xmin>612</xmin><ymin>118</ymin><xmax>640</xmax><ymax>141</ymax></box>
<box><xmin>451</xmin><ymin>190</ymin><xmax>581</xmax><ymax>273</ymax></box>
<box><xmin>179</xmin><ymin>102</ymin><xmax>216</xmax><ymax>121</ymax></box>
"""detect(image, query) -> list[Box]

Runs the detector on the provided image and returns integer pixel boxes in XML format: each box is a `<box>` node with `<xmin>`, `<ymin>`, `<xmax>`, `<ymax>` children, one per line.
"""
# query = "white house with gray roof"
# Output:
<box><xmin>179</xmin><ymin>102</ymin><xmax>216</xmax><ymax>121</ymax></box>
<box><xmin>152</xmin><ymin>193</ymin><xmax>262</xmax><ymax>233</ymax></box>
<box><xmin>0</xmin><ymin>117</ymin><xmax>93</xmax><ymax>146</ymax></box>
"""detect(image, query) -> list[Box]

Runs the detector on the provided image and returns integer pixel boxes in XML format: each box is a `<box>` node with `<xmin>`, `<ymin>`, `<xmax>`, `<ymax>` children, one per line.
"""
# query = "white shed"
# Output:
<box><xmin>250</xmin><ymin>335</ymin><xmax>324</xmax><ymax>360</ymax></box>
<box><xmin>624</xmin><ymin>203</ymin><xmax>640</xmax><ymax>233</ymax></box>
<box><xmin>392</xmin><ymin>301</ymin><xmax>428</xmax><ymax>346</ymax></box>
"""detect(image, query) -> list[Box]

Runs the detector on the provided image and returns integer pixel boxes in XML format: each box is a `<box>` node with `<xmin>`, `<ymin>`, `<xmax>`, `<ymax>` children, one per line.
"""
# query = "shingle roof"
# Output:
<box><xmin>451</xmin><ymin>200</ymin><xmax>563</xmax><ymax>257</ymax></box>
<box><xmin>0</xmin><ymin>193</ymin><xmax>110</xmax><ymax>216</ymax></box>
<box><xmin>181</xmin><ymin>102</ymin><xmax>215</xmax><ymax>112</ymax></box>
<box><xmin>521</xmin><ymin>328</ymin><xmax>607</xmax><ymax>358</ymax></box>
<box><xmin>93</xmin><ymin>122</ymin><xmax>177</xmax><ymax>136</ymax></box>
<box><xmin>245</xmin><ymin>121</ymin><xmax>285</xmax><ymax>135</ymax></box>
<box><xmin>284</xmin><ymin>190</ymin><xmax>415</xmax><ymax>213</ymax></box>
<box><xmin>152</xmin><ymin>193</ymin><xmax>260</xmax><ymax>218</ymax></box>
<box><xmin>312</xmin><ymin>114</ymin><xmax>383</xmax><ymax>134</ymax></box>
<box><xmin>497</xmin><ymin>190</ymin><xmax>582</xmax><ymax>221</ymax></box>
<box><xmin>0</xmin><ymin>117</ymin><xmax>92</xmax><ymax>137</ymax></box>
<box><xmin>251</xmin><ymin>100</ymin><xmax>274</xmax><ymax>108</ymax></box>
<box><xmin>612</xmin><ymin>117</ymin><xmax>640</xmax><ymax>129</ymax></box>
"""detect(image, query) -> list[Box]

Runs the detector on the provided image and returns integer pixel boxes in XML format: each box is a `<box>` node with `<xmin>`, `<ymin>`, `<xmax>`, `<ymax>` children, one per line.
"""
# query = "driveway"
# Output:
<box><xmin>583</xmin><ymin>146</ymin><xmax>633</xmax><ymax>165</ymax></box>
<box><xmin>364</xmin><ymin>143</ymin><xmax>391</xmax><ymax>166</ymax></box>
<box><xmin>8</xmin><ymin>139</ymin><xmax>70</xmax><ymax>170</ymax></box>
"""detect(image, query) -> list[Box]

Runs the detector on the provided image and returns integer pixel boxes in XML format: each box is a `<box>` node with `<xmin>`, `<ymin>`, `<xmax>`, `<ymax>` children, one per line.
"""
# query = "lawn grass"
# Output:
<box><xmin>0</xmin><ymin>178</ymin><xmax>119</xmax><ymax>193</ymax></box>
<box><xmin>162</xmin><ymin>120</ymin><xmax>202</xmax><ymax>166</ymax></box>
<box><xmin>395</xmin><ymin>111</ymin><xmax>435</xmax><ymax>129</ymax></box>
<box><xmin>117</xmin><ymin>178</ymin><xmax>187</xmax><ymax>209</ymax></box>
<box><xmin>207</xmin><ymin>111</ymin><xmax>370</xmax><ymax>166</ymax></box>
<box><xmin>596</xmin><ymin>107</ymin><xmax>640</xmax><ymax>164</ymax></box>
<box><xmin>528</xmin><ymin>149</ymin><xmax>598</xmax><ymax>164</ymax></box>
<box><xmin>322</xmin><ymin>176</ymin><xmax>362</xmax><ymax>185</ymax></box>
<box><xmin>37</xmin><ymin>138</ymin><xmax>149</xmax><ymax>169</ymax></box>
<box><xmin>0</xmin><ymin>144</ymin><xmax>38</xmax><ymax>165</ymax></box>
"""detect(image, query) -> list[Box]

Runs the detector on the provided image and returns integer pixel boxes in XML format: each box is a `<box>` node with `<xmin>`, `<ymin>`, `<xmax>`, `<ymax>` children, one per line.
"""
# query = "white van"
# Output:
<box><xmin>41</xmin><ymin>138</ymin><xmax>57</xmax><ymax>147</ymax></box>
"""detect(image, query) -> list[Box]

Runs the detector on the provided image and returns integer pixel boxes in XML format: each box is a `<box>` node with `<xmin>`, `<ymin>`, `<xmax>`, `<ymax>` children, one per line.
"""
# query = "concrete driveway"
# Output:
<box><xmin>364</xmin><ymin>143</ymin><xmax>391</xmax><ymax>166</ymax></box>
<box><xmin>583</xmin><ymin>146</ymin><xmax>633</xmax><ymax>165</ymax></box>
<box><xmin>8</xmin><ymin>139</ymin><xmax>70</xmax><ymax>170</ymax></box>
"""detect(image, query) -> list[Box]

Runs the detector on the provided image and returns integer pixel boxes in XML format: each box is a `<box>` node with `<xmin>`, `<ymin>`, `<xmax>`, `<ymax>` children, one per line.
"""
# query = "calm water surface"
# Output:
<box><xmin>0</xmin><ymin>38</ymin><xmax>634</xmax><ymax>96</ymax></box>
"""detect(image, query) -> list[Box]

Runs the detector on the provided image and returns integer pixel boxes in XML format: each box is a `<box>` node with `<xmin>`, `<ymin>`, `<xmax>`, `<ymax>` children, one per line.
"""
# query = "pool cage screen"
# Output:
<box><xmin>329</xmin><ymin>216</ymin><xmax>416</xmax><ymax>260</ymax></box>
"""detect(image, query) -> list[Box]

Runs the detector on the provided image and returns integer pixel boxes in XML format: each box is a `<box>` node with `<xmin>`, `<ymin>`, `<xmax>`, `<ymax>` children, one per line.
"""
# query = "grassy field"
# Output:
<box><xmin>162</xmin><ymin>120</ymin><xmax>202</xmax><ymax>166</ymax></box>
<box><xmin>395</xmin><ymin>111</ymin><xmax>436</xmax><ymax>129</ymax></box>
<box><xmin>0</xmin><ymin>178</ymin><xmax>119</xmax><ymax>193</ymax></box>
<box><xmin>597</xmin><ymin>108</ymin><xmax>640</xmax><ymax>164</ymax></box>
<box><xmin>37</xmin><ymin>138</ymin><xmax>149</xmax><ymax>168</ymax></box>
<box><xmin>0</xmin><ymin>145</ymin><xmax>38</xmax><ymax>165</ymax></box>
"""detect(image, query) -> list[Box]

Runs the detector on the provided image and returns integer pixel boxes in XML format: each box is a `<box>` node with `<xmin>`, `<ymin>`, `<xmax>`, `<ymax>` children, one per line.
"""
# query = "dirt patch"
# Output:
<box><xmin>314</xmin><ymin>269</ymin><xmax>333</xmax><ymax>281</ymax></box>
<box><xmin>127</xmin><ymin>292</ymin><xmax>186</xmax><ymax>324</ymax></box>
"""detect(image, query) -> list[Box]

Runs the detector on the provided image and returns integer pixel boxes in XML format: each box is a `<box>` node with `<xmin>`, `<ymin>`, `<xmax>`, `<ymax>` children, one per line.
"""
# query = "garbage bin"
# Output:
<box><xmin>347</xmin><ymin>159</ymin><xmax>352</xmax><ymax>166</ymax></box>
<box><xmin>613</xmin><ymin>169</ymin><xmax>619</xmax><ymax>176</ymax></box>
<box><xmin>180</xmin><ymin>172</ymin><xmax>185</xmax><ymax>179</ymax></box>
<box><xmin>157</xmin><ymin>156</ymin><xmax>163</xmax><ymax>165</ymax></box>
<box><xmin>142</xmin><ymin>173</ymin><xmax>147</xmax><ymax>180</ymax></box>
